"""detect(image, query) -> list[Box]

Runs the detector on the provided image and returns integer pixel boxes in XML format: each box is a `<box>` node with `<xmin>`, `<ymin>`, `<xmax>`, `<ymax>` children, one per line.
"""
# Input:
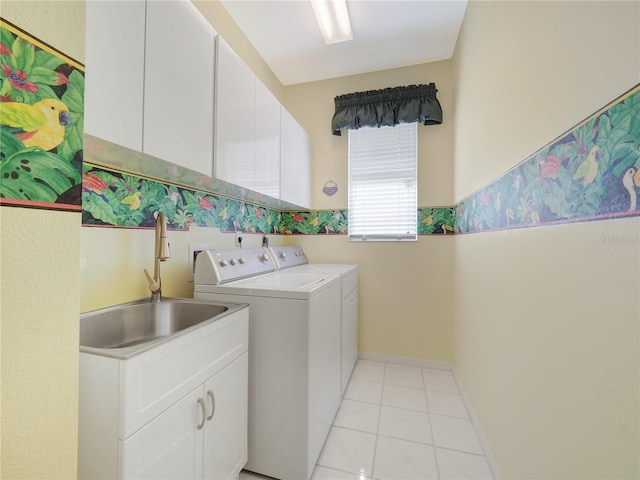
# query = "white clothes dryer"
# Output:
<box><xmin>266</xmin><ymin>246</ymin><xmax>358</xmax><ymax>395</ymax></box>
<box><xmin>194</xmin><ymin>248</ymin><xmax>341</xmax><ymax>480</ymax></box>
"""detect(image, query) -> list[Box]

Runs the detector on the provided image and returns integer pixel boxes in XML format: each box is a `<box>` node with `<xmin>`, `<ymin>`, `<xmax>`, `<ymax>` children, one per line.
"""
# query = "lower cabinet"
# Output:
<box><xmin>78</xmin><ymin>307</ymin><xmax>249</xmax><ymax>480</ymax></box>
<box><xmin>121</xmin><ymin>354</ymin><xmax>248</xmax><ymax>480</ymax></box>
<box><xmin>203</xmin><ymin>353</ymin><xmax>248</xmax><ymax>479</ymax></box>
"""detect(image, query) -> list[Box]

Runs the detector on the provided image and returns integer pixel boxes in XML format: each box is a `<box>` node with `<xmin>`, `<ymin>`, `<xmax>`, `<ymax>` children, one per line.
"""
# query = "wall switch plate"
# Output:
<box><xmin>189</xmin><ymin>243</ymin><xmax>217</xmax><ymax>281</ymax></box>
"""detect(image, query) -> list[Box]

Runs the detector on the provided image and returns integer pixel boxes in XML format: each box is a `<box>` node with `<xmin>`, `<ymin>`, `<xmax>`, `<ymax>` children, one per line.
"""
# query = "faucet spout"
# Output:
<box><xmin>144</xmin><ymin>212</ymin><xmax>171</xmax><ymax>302</ymax></box>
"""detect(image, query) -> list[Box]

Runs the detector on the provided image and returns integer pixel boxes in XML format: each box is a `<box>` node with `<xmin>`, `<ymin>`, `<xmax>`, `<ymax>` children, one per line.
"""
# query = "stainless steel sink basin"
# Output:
<box><xmin>80</xmin><ymin>298</ymin><xmax>247</xmax><ymax>359</ymax></box>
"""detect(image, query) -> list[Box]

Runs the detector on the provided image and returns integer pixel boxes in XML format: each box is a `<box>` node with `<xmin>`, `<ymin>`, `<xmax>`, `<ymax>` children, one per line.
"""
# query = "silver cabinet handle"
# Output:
<box><xmin>197</xmin><ymin>397</ymin><xmax>206</xmax><ymax>430</ymax></box>
<box><xmin>206</xmin><ymin>390</ymin><xmax>216</xmax><ymax>421</ymax></box>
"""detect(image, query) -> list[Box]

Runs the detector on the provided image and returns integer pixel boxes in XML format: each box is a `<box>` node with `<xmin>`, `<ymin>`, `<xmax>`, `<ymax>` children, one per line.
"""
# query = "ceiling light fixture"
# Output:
<box><xmin>311</xmin><ymin>0</ymin><xmax>353</xmax><ymax>45</ymax></box>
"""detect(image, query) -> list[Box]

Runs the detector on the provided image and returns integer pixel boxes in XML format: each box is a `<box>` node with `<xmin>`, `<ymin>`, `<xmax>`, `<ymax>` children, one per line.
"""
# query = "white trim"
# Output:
<box><xmin>358</xmin><ymin>350</ymin><xmax>454</xmax><ymax>372</ymax></box>
<box><xmin>454</xmin><ymin>372</ymin><xmax>504</xmax><ymax>480</ymax></box>
<box><xmin>357</xmin><ymin>350</ymin><xmax>503</xmax><ymax>479</ymax></box>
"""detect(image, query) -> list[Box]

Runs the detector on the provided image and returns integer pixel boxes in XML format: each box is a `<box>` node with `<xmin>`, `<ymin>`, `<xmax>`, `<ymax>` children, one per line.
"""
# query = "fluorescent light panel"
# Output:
<box><xmin>311</xmin><ymin>0</ymin><xmax>353</xmax><ymax>44</ymax></box>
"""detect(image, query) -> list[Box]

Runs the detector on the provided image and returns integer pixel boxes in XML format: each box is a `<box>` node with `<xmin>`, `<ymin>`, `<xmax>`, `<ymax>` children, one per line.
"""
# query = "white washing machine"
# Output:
<box><xmin>193</xmin><ymin>248</ymin><xmax>341</xmax><ymax>480</ymax></box>
<box><xmin>266</xmin><ymin>246</ymin><xmax>358</xmax><ymax>395</ymax></box>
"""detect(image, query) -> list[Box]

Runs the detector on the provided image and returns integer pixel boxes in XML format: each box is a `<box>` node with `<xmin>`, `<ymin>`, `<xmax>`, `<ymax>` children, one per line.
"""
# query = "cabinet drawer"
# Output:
<box><xmin>120</xmin><ymin>307</ymin><xmax>249</xmax><ymax>439</ymax></box>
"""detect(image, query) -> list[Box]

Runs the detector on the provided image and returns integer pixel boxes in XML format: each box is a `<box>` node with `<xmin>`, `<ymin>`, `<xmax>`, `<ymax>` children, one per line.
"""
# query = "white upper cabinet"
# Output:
<box><xmin>86</xmin><ymin>1</ymin><xmax>310</xmax><ymax>207</ymax></box>
<box><xmin>144</xmin><ymin>0</ymin><xmax>216</xmax><ymax>176</ymax></box>
<box><xmin>280</xmin><ymin>106</ymin><xmax>311</xmax><ymax>208</ymax></box>
<box><xmin>85</xmin><ymin>0</ymin><xmax>146</xmax><ymax>151</ymax></box>
<box><xmin>280</xmin><ymin>107</ymin><xmax>298</xmax><ymax>205</ymax></box>
<box><xmin>215</xmin><ymin>37</ymin><xmax>255</xmax><ymax>190</ymax></box>
<box><xmin>297</xmin><ymin>127</ymin><xmax>311</xmax><ymax>209</ymax></box>
<box><xmin>254</xmin><ymin>79</ymin><xmax>281</xmax><ymax>198</ymax></box>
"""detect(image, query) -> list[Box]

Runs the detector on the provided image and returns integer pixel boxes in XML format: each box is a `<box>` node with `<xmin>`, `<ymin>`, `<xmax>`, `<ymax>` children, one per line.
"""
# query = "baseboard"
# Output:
<box><xmin>358</xmin><ymin>351</ymin><xmax>455</xmax><ymax>372</ymax></box>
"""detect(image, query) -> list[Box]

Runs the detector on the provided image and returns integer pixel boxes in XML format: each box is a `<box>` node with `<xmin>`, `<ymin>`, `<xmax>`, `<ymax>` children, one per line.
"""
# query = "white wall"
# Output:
<box><xmin>452</xmin><ymin>2</ymin><xmax>640</xmax><ymax>478</ymax></box>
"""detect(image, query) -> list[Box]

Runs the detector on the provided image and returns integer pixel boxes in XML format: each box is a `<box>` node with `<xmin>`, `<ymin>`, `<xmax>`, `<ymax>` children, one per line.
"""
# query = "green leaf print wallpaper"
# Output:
<box><xmin>0</xmin><ymin>19</ymin><xmax>83</xmax><ymax>209</ymax></box>
<box><xmin>3</xmin><ymin>19</ymin><xmax>638</xmax><ymax>236</ymax></box>
<box><xmin>455</xmin><ymin>85</ymin><xmax>640</xmax><ymax>233</ymax></box>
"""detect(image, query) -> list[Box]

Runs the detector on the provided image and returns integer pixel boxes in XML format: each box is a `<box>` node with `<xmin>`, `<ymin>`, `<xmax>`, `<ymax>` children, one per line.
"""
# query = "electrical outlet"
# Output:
<box><xmin>235</xmin><ymin>231</ymin><xmax>243</xmax><ymax>248</ymax></box>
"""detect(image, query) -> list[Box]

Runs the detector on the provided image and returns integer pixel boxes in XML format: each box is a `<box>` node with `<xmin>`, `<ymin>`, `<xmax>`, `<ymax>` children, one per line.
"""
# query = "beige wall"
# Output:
<box><xmin>289</xmin><ymin>235</ymin><xmax>455</xmax><ymax>362</ymax></box>
<box><xmin>0</xmin><ymin>3</ymin><xmax>83</xmax><ymax>477</ymax></box>
<box><xmin>80</xmin><ymin>19</ymin><xmax>457</xmax><ymax>361</ymax></box>
<box><xmin>284</xmin><ymin>61</ymin><xmax>454</xmax><ymax>209</ymax></box>
<box><xmin>80</xmin><ymin>226</ymin><xmax>283</xmax><ymax>313</ymax></box>
<box><xmin>3</xmin><ymin>1</ymin><xmax>638</xmax><ymax>478</ymax></box>
<box><xmin>283</xmin><ymin>61</ymin><xmax>456</xmax><ymax>361</ymax></box>
<box><xmin>452</xmin><ymin>1</ymin><xmax>640</xmax><ymax>478</ymax></box>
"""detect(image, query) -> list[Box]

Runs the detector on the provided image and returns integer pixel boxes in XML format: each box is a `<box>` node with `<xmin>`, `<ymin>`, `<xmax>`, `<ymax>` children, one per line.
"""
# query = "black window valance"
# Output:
<box><xmin>331</xmin><ymin>83</ymin><xmax>442</xmax><ymax>136</ymax></box>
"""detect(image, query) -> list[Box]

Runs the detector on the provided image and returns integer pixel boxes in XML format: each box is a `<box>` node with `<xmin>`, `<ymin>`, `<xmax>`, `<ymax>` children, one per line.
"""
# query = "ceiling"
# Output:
<box><xmin>220</xmin><ymin>0</ymin><xmax>468</xmax><ymax>86</ymax></box>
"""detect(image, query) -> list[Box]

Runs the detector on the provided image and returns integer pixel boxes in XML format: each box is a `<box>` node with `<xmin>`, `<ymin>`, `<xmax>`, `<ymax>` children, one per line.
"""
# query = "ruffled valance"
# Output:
<box><xmin>331</xmin><ymin>83</ymin><xmax>442</xmax><ymax>136</ymax></box>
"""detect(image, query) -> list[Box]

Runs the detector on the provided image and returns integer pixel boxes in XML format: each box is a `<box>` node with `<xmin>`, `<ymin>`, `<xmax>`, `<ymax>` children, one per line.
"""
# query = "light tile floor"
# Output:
<box><xmin>241</xmin><ymin>359</ymin><xmax>496</xmax><ymax>480</ymax></box>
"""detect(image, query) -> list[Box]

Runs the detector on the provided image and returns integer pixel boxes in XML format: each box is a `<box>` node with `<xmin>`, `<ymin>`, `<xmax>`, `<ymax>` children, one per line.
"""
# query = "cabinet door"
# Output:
<box><xmin>84</xmin><ymin>0</ymin><xmax>145</xmax><ymax>150</ymax></box>
<box><xmin>203</xmin><ymin>353</ymin><xmax>248</xmax><ymax>480</ymax></box>
<box><xmin>280</xmin><ymin>107</ymin><xmax>311</xmax><ymax>208</ymax></box>
<box><xmin>297</xmin><ymin>126</ymin><xmax>311</xmax><ymax>209</ymax></box>
<box><xmin>144</xmin><ymin>0</ymin><xmax>216</xmax><ymax>176</ymax></box>
<box><xmin>215</xmin><ymin>38</ymin><xmax>255</xmax><ymax>190</ymax></box>
<box><xmin>279</xmin><ymin>107</ymin><xmax>299</xmax><ymax>205</ymax></box>
<box><xmin>121</xmin><ymin>386</ymin><xmax>204</xmax><ymax>480</ymax></box>
<box><xmin>254</xmin><ymin>79</ymin><xmax>281</xmax><ymax>198</ymax></box>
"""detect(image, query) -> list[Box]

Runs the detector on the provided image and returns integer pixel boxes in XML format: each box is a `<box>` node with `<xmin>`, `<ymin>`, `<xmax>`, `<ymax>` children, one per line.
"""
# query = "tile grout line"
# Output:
<box><xmin>321</xmin><ymin>359</ymin><xmax>500</xmax><ymax>480</ymax></box>
<box><xmin>423</xmin><ymin>372</ymin><xmax>443</xmax><ymax>480</ymax></box>
<box><xmin>369</xmin><ymin>361</ymin><xmax>388</xmax><ymax>480</ymax></box>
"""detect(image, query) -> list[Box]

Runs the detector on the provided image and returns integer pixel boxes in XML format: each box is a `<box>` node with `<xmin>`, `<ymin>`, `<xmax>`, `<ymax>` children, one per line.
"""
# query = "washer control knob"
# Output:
<box><xmin>229</xmin><ymin>258</ymin><xmax>237</xmax><ymax>265</ymax></box>
<box><xmin>259</xmin><ymin>253</ymin><xmax>268</xmax><ymax>262</ymax></box>
<box><xmin>279</xmin><ymin>252</ymin><xmax>286</xmax><ymax>259</ymax></box>
<box><xmin>238</xmin><ymin>257</ymin><xmax>246</xmax><ymax>264</ymax></box>
<box><xmin>219</xmin><ymin>259</ymin><xmax>227</xmax><ymax>267</ymax></box>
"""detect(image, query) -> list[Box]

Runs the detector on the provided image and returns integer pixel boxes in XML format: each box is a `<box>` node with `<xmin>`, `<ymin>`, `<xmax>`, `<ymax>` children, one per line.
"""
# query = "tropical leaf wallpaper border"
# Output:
<box><xmin>0</xmin><ymin>18</ymin><xmax>84</xmax><ymax>210</ymax></box>
<box><xmin>82</xmin><ymin>163</ymin><xmax>282</xmax><ymax>234</ymax></box>
<box><xmin>455</xmin><ymin>84</ymin><xmax>640</xmax><ymax>234</ymax></box>
<box><xmin>83</xmin><ymin>83</ymin><xmax>640</xmax><ymax>236</ymax></box>
<box><xmin>3</xmin><ymin>19</ymin><xmax>638</xmax><ymax>236</ymax></box>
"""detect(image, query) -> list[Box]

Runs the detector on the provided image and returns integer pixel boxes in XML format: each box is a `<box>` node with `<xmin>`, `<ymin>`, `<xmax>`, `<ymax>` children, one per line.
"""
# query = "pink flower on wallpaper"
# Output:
<box><xmin>1</xmin><ymin>64</ymin><xmax>38</xmax><ymax>92</ymax></box>
<box><xmin>56</xmin><ymin>72</ymin><xmax>69</xmax><ymax>85</ymax></box>
<box><xmin>198</xmin><ymin>195</ymin><xmax>213</xmax><ymax>209</ymax></box>
<box><xmin>0</xmin><ymin>43</ymin><xmax>11</xmax><ymax>55</ymax></box>
<box><xmin>539</xmin><ymin>155</ymin><xmax>561</xmax><ymax>180</ymax></box>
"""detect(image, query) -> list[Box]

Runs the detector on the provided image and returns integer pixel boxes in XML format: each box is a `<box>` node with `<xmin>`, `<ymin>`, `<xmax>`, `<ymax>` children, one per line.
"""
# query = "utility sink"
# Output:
<box><xmin>79</xmin><ymin>298</ymin><xmax>247</xmax><ymax>359</ymax></box>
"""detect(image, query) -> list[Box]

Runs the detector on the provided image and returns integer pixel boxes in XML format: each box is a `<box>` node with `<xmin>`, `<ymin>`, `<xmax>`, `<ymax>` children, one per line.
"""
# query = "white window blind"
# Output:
<box><xmin>348</xmin><ymin>123</ymin><xmax>418</xmax><ymax>241</ymax></box>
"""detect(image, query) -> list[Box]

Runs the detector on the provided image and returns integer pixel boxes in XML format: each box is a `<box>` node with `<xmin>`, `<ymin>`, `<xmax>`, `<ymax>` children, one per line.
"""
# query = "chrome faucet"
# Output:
<box><xmin>144</xmin><ymin>212</ymin><xmax>171</xmax><ymax>302</ymax></box>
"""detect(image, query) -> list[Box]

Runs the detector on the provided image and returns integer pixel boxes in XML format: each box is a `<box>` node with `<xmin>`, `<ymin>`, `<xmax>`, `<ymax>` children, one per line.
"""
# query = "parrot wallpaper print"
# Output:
<box><xmin>455</xmin><ymin>84</ymin><xmax>640</xmax><ymax>234</ymax></box>
<box><xmin>3</xmin><ymin>19</ymin><xmax>638</xmax><ymax>236</ymax></box>
<box><xmin>81</xmin><ymin>84</ymin><xmax>639</xmax><ymax>236</ymax></box>
<box><xmin>82</xmin><ymin>160</ymin><xmax>456</xmax><ymax>236</ymax></box>
<box><xmin>0</xmin><ymin>19</ymin><xmax>84</xmax><ymax>210</ymax></box>
<box><xmin>82</xmin><ymin>163</ymin><xmax>282</xmax><ymax>234</ymax></box>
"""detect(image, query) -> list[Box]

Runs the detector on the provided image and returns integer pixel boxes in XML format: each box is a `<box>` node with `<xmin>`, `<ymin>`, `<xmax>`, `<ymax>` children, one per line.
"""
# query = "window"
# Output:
<box><xmin>348</xmin><ymin>123</ymin><xmax>417</xmax><ymax>241</ymax></box>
